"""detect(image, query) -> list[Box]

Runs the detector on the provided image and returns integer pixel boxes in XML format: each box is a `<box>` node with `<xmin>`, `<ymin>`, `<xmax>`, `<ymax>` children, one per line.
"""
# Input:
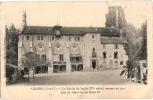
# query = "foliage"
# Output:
<box><xmin>21</xmin><ymin>52</ymin><xmax>51</xmax><ymax>81</ymax></box>
<box><xmin>105</xmin><ymin>6</ymin><xmax>126</xmax><ymax>29</ymax></box>
<box><xmin>123</xmin><ymin>21</ymin><xmax>147</xmax><ymax>75</ymax></box>
<box><xmin>122</xmin><ymin>23</ymin><xmax>141</xmax><ymax>60</ymax></box>
<box><xmin>21</xmin><ymin>52</ymin><xmax>49</xmax><ymax>69</ymax></box>
<box><xmin>6</xmin><ymin>47</ymin><xmax>18</xmax><ymax>65</ymax></box>
<box><xmin>6</xmin><ymin>65</ymin><xmax>15</xmax><ymax>81</ymax></box>
<box><xmin>136</xmin><ymin>21</ymin><xmax>147</xmax><ymax>60</ymax></box>
<box><xmin>6</xmin><ymin>24</ymin><xmax>19</xmax><ymax>66</ymax></box>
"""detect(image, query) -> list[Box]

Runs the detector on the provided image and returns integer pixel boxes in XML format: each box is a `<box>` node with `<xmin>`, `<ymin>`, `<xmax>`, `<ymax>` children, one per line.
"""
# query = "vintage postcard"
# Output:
<box><xmin>1</xmin><ymin>1</ymin><xmax>153</xmax><ymax>99</ymax></box>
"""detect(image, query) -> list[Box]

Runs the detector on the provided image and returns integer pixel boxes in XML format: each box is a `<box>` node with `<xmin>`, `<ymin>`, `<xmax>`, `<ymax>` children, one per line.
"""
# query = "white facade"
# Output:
<box><xmin>18</xmin><ymin>12</ymin><xmax>128</xmax><ymax>74</ymax></box>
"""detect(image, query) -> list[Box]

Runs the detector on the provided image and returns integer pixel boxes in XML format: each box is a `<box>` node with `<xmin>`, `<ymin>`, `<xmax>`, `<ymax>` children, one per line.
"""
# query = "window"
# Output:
<box><xmin>52</xmin><ymin>36</ymin><xmax>54</xmax><ymax>40</ymax></box>
<box><xmin>76</xmin><ymin>57</ymin><xmax>79</xmax><ymax>62</ymax></box>
<box><xmin>114</xmin><ymin>52</ymin><xmax>118</xmax><ymax>59</ymax></box>
<box><xmin>57</xmin><ymin>45</ymin><xmax>60</xmax><ymax>48</ymax></box>
<box><xmin>75</xmin><ymin>37</ymin><xmax>77</xmax><ymax>41</ymax></box>
<box><xmin>115</xmin><ymin>61</ymin><xmax>118</xmax><ymax>66</ymax></box>
<box><xmin>41</xmin><ymin>36</ymin><xmax>43</xmax><ymax>40</ymax></box>
<box><xmin>120</xmin><ymin>61</ymin><xmax>123</xmax><ymax>65</ymax></box>
<box><xmin>39</xmin><ymin>45</ymin><xmax>42</xmax><ymax>48</ymax></box>
<box><xmin>103</xmin><ymin>51</ymin><xmax>107</xmax><ymax>59</ymax></box>
<box><xmin>38</xmin><ymin>36</ymin><xmax>40</xmax><ymax>40</ymax></box>
<box><xmin>69</xmin><ymin>37</ymin><xmax>71</xmax><ymax>41</ymax></box>
<box><xmin>60</xmin><ymin>54</ymin><xmax>64</xmax><ymax>61</ymax></box>
<box><xmin>115</xmin><ymin>44</ymin><xmax>119</xmax><ymax>49</ymax></box>
<box><xmin>103</xmin><ymin>44</ymin><xmax>106</xmax><ymax>49</ymax></box>
<box><xmin>78</xmin><ymin>37</ymin><xmax>80</xmax><ymax>41</ymax></box>
<box><xmin>92</xmin><ymin>36</ymin><xmax>95</xmax><ymax>40</ymax></box>
<box><xmin>92</xmin><ymin>48</ymin><xmax>96</xmax><ymax>57</ymax></box>
<box><xmin>36</xmin><ymin>54</ymin><xmax>40</xmax><ymax>59</ymax></box>
<box><xmin>42</xmin><ymin>54</ymin><xmax>46</xmax><ymax>59</ymax></box>
<box><xmin>27</xmin><ymin>36</ymin><xmax>29</xmax><ymax>40</ymax></box>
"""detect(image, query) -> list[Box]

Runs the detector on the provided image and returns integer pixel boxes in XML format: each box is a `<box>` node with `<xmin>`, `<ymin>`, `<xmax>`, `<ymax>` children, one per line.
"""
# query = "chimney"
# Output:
<box><xmin>21</xmin><ymin>11</ymin><xmax>27</xmax><ymax>32</ymax></box>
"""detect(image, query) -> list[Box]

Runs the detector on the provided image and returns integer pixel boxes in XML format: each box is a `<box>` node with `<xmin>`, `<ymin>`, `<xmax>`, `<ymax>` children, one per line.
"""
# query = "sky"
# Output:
<box><xmin>1</xmin><ymin>1</ymin><xmax>150</xmax><ymax>30</ymax></box>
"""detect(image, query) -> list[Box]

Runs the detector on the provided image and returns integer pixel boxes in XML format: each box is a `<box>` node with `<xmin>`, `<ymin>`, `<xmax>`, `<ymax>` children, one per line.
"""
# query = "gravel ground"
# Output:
<box><xmin>12</xmin><ymin>68</ymin><xmax>145</xmax><ymax>85</ymax></box>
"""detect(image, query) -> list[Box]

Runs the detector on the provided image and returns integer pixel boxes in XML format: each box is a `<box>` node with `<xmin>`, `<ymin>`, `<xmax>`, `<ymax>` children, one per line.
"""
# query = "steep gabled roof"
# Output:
<box><xmin>101</xmin><ymin>37</ymin><xmax>128</xmax><ymax>44</ymax></box>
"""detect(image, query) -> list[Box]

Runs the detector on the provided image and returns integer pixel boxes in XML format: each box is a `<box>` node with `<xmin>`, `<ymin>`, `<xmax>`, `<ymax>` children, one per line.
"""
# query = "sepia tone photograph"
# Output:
<box><xmin>4</xmin><ymin>2</ymin><xmax>148</xmax><ymax>85</ymax></box>
<box><xmin>1</xmin><ymin>1</ymin><xmax>152</xmax><ymax>99</ymax></box>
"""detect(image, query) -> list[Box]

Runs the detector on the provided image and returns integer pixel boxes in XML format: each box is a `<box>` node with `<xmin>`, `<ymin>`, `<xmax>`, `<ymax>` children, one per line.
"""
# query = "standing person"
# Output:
<box><xmin>137</xmin><ymin>65</ymin><xmax>141</xmax><ymax>83</ymax></box>
<box><xmin>135</xmin><ymin>66</ymin><xmax>139</xmax><ymax>82</ymax></box>
<box><xmin>127</xmin><ymin>64</ymin><xmax>131</xmax><ymax>81</ymax></box>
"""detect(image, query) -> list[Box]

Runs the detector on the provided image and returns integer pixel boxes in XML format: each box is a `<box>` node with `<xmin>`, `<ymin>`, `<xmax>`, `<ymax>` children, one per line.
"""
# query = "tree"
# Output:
<box><xmin>137</xmin><ymin>21</ymin><xmax>147</xmax><ymax>60</ymax></box>
<box><xmin>6</xmin><ymin>47</ymin><xmax>18</xmax><ymax>65</ymax></box>
<box><xmin>6</xmin><ymin>64</ymin><xmax>15</xmax><ymax>84</ymax></box>
<box><xmin>105</xmin><ymin>6</ymin><xmax>127</xmax><ymax>29</ymax></box>
<box><xmin>5</xmin><ymin>24</ymin><xmax>19</xmax><ymax>66</ymax></box>
<box><xmin>21</xmin><ymin>52</ymin><xmax>50</xmax><ymax>82</ymax></box>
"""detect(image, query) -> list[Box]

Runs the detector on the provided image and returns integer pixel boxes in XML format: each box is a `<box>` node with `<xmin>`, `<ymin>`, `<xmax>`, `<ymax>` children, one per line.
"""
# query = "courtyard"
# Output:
<box><xmin>13</xmin><ymin>68</ymin><xmax>144</xmax><ymax>85</ymax></box>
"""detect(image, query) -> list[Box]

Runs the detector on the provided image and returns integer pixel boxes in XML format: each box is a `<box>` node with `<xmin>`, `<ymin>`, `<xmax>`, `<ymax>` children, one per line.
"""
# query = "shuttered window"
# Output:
<box><xmin>59</xmin><ymin>54</ymin><xmax>64</xmax><ymax>61</ymax></box>
<box><xmin>42</xmin><ymin>54</ymin><xmax>46</xmax><ymax>59</ymax></box>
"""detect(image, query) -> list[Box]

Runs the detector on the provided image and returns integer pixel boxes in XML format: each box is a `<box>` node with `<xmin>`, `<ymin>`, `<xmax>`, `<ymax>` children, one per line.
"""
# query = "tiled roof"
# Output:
<box><xmin>21</xmin><ymin>26</ymin><xmax>120</xmax><ymax>36</ymax></box>
<box><xmin>61</xmin><ymin>27</ymin><xmax>99</xmax><ymax>36</ymax></box>
<box><xmin>22</xmin><ymin>26</ymin><xmax>54</xmax><ymax>35</ymax></box>
<box><xmin>101</xmin><ymin>37</ymin><xmax>128</xmax><ymax>44</ymax></box>
<box><xmin>95</xmin><ymin>27</ymin><xmax>120</xmax><ymax>36</ymax></box>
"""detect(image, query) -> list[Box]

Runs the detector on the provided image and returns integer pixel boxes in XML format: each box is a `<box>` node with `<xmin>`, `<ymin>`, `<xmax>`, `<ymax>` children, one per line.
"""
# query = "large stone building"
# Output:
<box><xmin>18</xmin><ymin>12</ymin><xmax>128</xmax><ymax>74</ymax></box>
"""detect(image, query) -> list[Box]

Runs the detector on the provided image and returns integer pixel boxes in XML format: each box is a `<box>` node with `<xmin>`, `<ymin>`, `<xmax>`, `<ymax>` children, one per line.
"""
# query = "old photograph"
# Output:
<box><xmin>1</xmin><ymin>1</ymin><xmax>153</xmax><ymax>99</ymax></box>
<box><xmin>3</xmin><ymin>2</ymin><xmax>148</xmax><ymax>85</ymax></box>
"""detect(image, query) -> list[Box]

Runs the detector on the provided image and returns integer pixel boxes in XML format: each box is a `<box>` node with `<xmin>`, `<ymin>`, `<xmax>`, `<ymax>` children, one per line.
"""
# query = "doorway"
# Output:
<box><xmin>60</xmin><ymin>65</ymin><xmax>66</xmax><ymax>72</ymax></box>
<box><xmin>92</xmin><ymin>60</ymin><xmax>96</xmax><ymax>69</ymax></box>
<box><xmin>71</xmin><ymin>65</ymin><xmax>76</xmax><ymax>72</ymax></box>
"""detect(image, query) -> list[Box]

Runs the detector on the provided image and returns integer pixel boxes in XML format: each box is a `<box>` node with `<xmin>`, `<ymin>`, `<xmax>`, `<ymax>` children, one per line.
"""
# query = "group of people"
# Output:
<box><xmin>120</xmin><ymin>65</ymin><xmax>147</xmax><ymax>84</ymax></box>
